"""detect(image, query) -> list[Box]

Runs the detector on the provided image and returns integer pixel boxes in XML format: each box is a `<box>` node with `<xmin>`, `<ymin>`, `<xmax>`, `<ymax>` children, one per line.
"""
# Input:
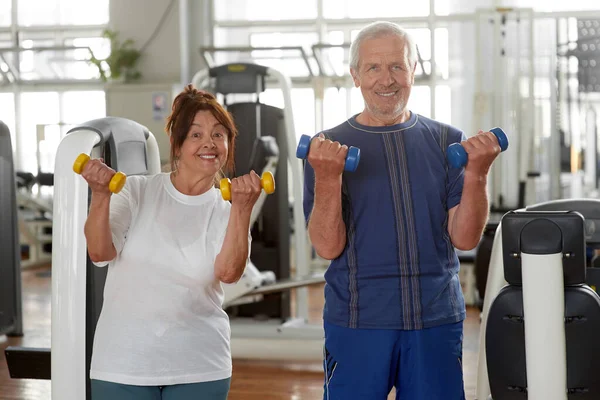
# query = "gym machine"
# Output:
<box><xmin>476</xmin><ymin>199</ymin><xmax>600</xmax><ymax>400</ymax></box>
<box><xmin>5</xmin><ymin>116</ymin><xmax>162</xmax><ymax>399</ymax></box>
<box><xmin>0</xmin><ymin>120</ymin><xmax>24</xmax><ymax>338</ymax></box>
<box><xmin>192</xmin><ymin>63</ymin><xmax>326</xmax><ymax>359</ymax></box>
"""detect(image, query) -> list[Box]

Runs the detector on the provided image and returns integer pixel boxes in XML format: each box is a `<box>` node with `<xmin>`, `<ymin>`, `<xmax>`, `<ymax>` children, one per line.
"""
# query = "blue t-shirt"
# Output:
<box><xmin>303</xmin><ymin>112</ymin><xmax>467</xmax><ymax>330</ymax></box>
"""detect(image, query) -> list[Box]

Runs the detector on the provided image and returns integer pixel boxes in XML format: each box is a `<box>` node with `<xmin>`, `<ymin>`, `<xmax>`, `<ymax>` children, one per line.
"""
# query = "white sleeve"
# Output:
<box><xmin>92</xmin><ymin>179</ymin><xmax>137</xmax><ymax>267</ymax></box>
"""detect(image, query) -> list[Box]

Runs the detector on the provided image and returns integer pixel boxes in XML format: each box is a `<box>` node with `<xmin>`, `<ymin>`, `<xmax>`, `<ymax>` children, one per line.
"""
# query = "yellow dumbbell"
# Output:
<box><xmin>219</xmin><ymin>171</ymin><xmax>275</xmax><ymax>201</ymax></box>
<box><xmin>73</xmin><ymin>153</ymin><xmax>127</xmax><ymax>194</ymax></box>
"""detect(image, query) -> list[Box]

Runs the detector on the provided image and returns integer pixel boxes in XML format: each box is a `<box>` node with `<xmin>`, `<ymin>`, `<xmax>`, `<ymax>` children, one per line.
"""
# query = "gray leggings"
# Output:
<box><xmin>91</xmin><ymin>378</ymin><xmax>231</xmax><ymax>400</ymax></box>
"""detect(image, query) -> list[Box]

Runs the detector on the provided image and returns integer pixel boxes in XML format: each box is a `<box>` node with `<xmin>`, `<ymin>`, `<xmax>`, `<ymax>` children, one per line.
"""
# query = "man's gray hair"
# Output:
<box><xmin>349</xmin><ymin>21</ymin><xmax>418</xmax><ymax>70</ymax></box>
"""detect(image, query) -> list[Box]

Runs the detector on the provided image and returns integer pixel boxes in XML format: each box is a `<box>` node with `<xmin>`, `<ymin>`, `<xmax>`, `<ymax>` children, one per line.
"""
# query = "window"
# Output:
<box><xmin>19</xmin><ymin>39</ymin><xmax>60</xmax><ymax>81</ymax></box>
<box><xmin>408</xmin><ymin>86</ymin><xmax>431</xmax><ymax>118</ymax></box>
<box><xmin>212</xmin><ymin>30</ymin><xmax>319</xmax><ymax>77</ymax></box>
<box><xmin>435</xmin><ymin>85</ymin><xmax>452</xmax><ymax>125</ymax></box>
<box><xmin>324</xmin><ymin>87</ymin><xmax>350</xmax><ymax>130</ymax></box>
<box><xmin>250</xmin><ymin>32</ymin><xmax>319</xmax><ymax>78</ymax></box>
<box><xmin>435</xmin><ymin>28</ymin><xmax>449</xmax><ymax>79</ymax></box>
<box><xmin>0</xmin><ymin>0</ymin><xmax>11</xmax><ymax>26</ymax></box>
<box><xmin>18</xmin><ymin>91</ymin><xmax>105</xmax><ymax>173</ymax></box>
<box><xmin>214</xmin><ymin>0</ymin><xmax>317</xmax><ymax>21</ymax></box>
<box><xmin>434</xmin><ymin>0</ymin><xmax>492</xmax><ymax>16</ymax></box>
<box><xmin>324</xmin><ymin>0</ymin><xmax>429</xmax><ymax>19</ymax></box>
<box><xmin>64</xmin><ymin>37</ymin><xmax>110</xmax><ymax>80</ymax></box>
<box><xmin>19</xmin><ymin>92</ymin><xmax>60</xmax><ymax>173</ymax></box>
<box><xmin>61</xmin><ymin>91</ymin><xmax>106</xmax><ymax>124</ymax></box>
<box><xmin>17</xmin><ymin>0</ymin><xmax>109</xmax><ymax>26</ymax></box>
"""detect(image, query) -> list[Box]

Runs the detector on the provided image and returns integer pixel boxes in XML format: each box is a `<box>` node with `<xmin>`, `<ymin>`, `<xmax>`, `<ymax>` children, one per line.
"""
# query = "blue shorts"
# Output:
<box><xmin>323</xmin><ymin>321</ymin><xmax>465</xmax><ymax>400</ymax></box>
<box><xmin>91</xmin><ymin>377</ymin><xmax>230</xmax><ymax>400</ymax></box>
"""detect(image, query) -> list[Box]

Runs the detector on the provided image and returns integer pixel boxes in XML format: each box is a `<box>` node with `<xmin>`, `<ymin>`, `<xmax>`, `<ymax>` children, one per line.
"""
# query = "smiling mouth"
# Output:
<box><xmin>376</xmin><ymin>91</ymin><xmax>398</xmax><ymax>97</ymax></box>
<box><xmin>197</xmin><ymin>154</ymin><xmax>217</xmax><ymax>160</ymax></box>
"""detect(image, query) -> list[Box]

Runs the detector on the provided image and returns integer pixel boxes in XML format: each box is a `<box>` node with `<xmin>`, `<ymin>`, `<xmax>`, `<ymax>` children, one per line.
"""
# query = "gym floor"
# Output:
<box><xmin>0</xmin><ymin>265</ymin><xmax>481</xmax><ymax>399</ymax></box>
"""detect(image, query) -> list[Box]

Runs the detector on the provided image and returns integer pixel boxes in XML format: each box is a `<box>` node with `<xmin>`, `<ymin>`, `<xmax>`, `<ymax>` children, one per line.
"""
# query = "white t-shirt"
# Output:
<box><xmin>90</xmin><ymin>172</ymin><xmax>242</xmax><ymax>386</ymax></box>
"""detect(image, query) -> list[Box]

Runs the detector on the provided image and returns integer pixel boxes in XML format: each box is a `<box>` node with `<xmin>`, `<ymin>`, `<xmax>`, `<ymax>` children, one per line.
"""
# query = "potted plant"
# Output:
<box><xmin>90</xmin><ymin>29</ymin><xmax>142</xmax><ymax>83</ymax></box>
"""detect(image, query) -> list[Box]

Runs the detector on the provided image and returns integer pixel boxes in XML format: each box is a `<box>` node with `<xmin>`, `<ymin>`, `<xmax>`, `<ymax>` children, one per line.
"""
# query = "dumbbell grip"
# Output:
<box><xmin>219</xmin><ymin>172</ymin><xmax>275</xmax><ymax>201</ymax></box>
<box><xmin>446</xmin><ymin>127</ymin><xmax>508</xmax><ymax>169</ymax></box>
<box><xmin>72</xmin><ymin>153</ymin><xmax>127</xmax><ymax>194</ymax></box>
<box><xmin>296</xmin><ymin>134</ymin><xmax>360</xmax><ymax>172</ymax></box>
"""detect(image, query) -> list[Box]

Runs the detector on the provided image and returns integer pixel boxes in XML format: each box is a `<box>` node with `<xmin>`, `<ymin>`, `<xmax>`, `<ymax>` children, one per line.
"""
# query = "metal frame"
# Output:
<box><xmin>0</xmin><ymin>45</ymin><xmax>101</xmax><ymax>85</ymax></box>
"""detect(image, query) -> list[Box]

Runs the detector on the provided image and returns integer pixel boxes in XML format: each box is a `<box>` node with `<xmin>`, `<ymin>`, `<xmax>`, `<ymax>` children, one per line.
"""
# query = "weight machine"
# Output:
<box><xmin>6</xmin><ymin>116</ymin><xmax>161</xmax><ymax>399</ymax></box>
<box><xmin>476</xmin><ymin>199</ymin><xmax>600</xmax><ymax>400</ymax></box>
<box><xmin>191</xmin><ymin>61</ymin><xmax>326</xmax><ymax>359</ymax></box>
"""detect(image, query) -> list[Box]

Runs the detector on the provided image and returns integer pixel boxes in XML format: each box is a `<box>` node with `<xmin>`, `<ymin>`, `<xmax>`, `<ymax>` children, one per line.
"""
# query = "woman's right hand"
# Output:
<box><xmin>80</xmin><ymin>158</ymin><xmax>117</xmax><ymax>196</ymax></box>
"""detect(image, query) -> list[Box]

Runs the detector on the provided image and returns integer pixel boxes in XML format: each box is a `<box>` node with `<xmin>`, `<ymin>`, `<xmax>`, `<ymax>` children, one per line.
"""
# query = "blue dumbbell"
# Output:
<box><xmin>446</xmin><ymin>127</ymin><xmax>509</xmax><ymax>169</ymax></box>
<box><xmin>296</xmin><ymin>134</ymin><xmax>361</xmax><ymax>172</ymax></box>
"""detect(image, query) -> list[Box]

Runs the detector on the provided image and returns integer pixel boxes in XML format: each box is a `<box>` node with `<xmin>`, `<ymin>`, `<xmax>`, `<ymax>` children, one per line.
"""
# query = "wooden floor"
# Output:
<box><xmin>1</xmin><ymin>265</ymin><xmax>481</xmax><ymax>399</ymax></box>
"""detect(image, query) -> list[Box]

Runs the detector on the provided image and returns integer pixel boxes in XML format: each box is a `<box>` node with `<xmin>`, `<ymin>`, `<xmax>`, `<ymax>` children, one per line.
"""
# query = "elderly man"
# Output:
<box><xmin>302</xmin><ymin>21</ymin><xmax>501</xmax><ymax>399</ymax></box>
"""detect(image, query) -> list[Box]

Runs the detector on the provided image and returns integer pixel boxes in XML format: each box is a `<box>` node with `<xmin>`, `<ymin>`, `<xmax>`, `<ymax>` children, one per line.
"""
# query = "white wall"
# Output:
<box><xmin>106</xmin><ymin>0</ymin><xmax>215</xmax><ymax>165</ymax></box>
<box><xmin>109</xmin><ymin>0</ymin><xmax>182</xmax><ymax>83</ymax></box>
<box><xmin>109</xmin><ymin>0</ymin><xmax>212</xmax><ymax>85</ymax></box>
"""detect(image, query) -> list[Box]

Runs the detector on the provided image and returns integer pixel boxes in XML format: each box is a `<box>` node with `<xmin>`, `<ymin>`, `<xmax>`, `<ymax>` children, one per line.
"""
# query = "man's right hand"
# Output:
<box><xmin>307</xmin><ymin>133</ymin><xmax>349</xmax><ymax>179</ymax></box>
<box><xmin>80</xmin><ymin>158</ymin><xmax>117</xmax><ymax>196</ymax></box>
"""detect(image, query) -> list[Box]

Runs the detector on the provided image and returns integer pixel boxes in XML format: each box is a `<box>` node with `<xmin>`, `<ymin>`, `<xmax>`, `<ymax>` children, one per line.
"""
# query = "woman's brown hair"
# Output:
<box><xmin>165</xmin><ymin>84</ymin><xmax>238</xmax><ymax>179</ymax></box>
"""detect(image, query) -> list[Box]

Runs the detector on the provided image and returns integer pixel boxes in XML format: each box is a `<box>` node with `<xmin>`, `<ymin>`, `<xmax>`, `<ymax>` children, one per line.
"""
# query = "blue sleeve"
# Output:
<box><xmin>302</xmin><ymin>158</ymin><xmax>315</xmax><ymax>224</ymax></box>
<box><xmin>446</xmin><ymin>130</ymin><xmax>467</xmax><ymax>210</ymax></box>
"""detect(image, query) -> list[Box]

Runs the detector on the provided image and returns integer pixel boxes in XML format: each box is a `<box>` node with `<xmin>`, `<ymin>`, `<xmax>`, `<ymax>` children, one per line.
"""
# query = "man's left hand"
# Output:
<box><xmin>460</xmin><ymin>130</ymin><xmax>502</xmax><ymax>176</ymax></box>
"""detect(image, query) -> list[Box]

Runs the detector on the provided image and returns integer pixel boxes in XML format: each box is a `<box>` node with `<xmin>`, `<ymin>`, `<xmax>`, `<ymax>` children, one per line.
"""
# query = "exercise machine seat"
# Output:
<box><xmin>485</xmin><ymin>200</ymin><xmax>600</xmax><ymax>399</ymax></box>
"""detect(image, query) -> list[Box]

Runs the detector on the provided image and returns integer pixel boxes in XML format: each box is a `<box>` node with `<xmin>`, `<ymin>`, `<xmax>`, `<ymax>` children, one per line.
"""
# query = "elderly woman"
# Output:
<box><xmin>81</xmin><ymin>84</ymin><xmax>262</xmax><ymax>400</ymax></box>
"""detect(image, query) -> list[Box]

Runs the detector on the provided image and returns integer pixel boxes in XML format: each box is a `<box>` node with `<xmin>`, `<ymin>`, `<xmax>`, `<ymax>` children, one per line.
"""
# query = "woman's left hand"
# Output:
<box><xmin>230</xmin><ymin>170</ymin><xmax>262</xmax><ymax>212</ymax></box>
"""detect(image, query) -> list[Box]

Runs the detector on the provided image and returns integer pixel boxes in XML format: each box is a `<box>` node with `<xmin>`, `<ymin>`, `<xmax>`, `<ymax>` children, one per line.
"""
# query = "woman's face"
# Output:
<box><xmin>176</xmin><ymin>110</ymin><xmax>229</xmax><ymax>178</ymax></box>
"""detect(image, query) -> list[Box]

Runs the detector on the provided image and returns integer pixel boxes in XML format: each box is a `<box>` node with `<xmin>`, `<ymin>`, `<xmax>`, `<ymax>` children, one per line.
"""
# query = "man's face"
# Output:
<box><xmin>350</xmin><ymin>34</ymin><xmax>416</xmax><ymax>121</ymax></box>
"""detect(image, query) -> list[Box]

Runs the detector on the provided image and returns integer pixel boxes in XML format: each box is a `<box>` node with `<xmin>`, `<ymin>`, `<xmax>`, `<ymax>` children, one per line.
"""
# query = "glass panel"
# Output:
<box><xmin>250</xmin><ymin>32</ymin><xmax>319</xmax><ymax>77</ymax></box>
<box><xmin>291</xmin><ymin>88</ymin><xmax>315</xmax><ymax>139</ymax></box>
<box><xmin>445</xmin><ymin>20</ymin><xmax>476</xmax><ymax>134</ymax></box>
<box><xmin>408</xmin><ymin>86</ymin><xmax>431</xmax><ymax>118</ymax></box>
<box><xmin>434</xmin><ymin>0</ymin><xmax>493</xmax><ymax>16</ymax></box>
<box><xmin>17</xmin><ymin>37</ymin><xmax>100</xmax><ymax>80</ymax></box>
<box><xmin>214</xmin><ymin>27</ymin><xmax>249</xmax><ymax>48</ymax></box>
<box><xmin>323</xmin><ymin>87</ymin><xmax>349</xmax><ymax>130</ymax></box>
<box><xmin>31</xmin><ymin>91</ymin><xmax>106</xmax><ymax>173</ymax></box>
<box><xmin>435</xmin><ymin>85</ymin><xmax>452</xmax><ymax>124</ymax></box>
<box><xmin>350</xmin><ymin>87</ymin><xmax>363</xmax><ymax>116</ymax></box>
<box><xmin>17</xmin><ymin>0</ymin><xmax>60</xmax><ymax>26</ymax></box>
<box><xmin>0</xmin><ymin>0</ymin><xmax>11</xmax><ymax>26</ymax></box>
<box><xmin>324</xmin><ymin>0</ymin><xmax>429</xmax><ymax>19</ymax></box>
<box><xmin>435</xmin><ymin>28</ymin><xmax>449</xmax><ymax>80</ymax></box>
<box><xmin>214</xmin><ymin>0</ymin><xmax>317</xmax><ymax>21</ymax></box>
<box><xmin>62</xmin><ymin>91</ymin><xmax>106</xmax><ymax>124</ymax></box>
<box><xmin>212</xmin><ymin>30</ymin><xmax>318</xmax><ymax>77</ymax></box>
<box><xmin>19</xmin><ymin>92</ymin><xmax>60</xmax><ymax>174</ymax></box>
<box><xmin>19</xmin><ymin>39</ymin><xmax>59</xmax><ymax>80</ymax></box>
<box><xmin>63</xmin><ymin>37</ymin><xmax>110</xmax><ymax>80</ymax></box>
<box><xmin>58</xmin><ymin>0</ymin><xmax>109</xmax><ymax>25</ymax></box>
<box><xmin>18</xmin><ymin>0</ymin><xmax>109</xmax><ymax>25</ymax></box>
<box><xmin>0</xmin><ymin>93</ymin><xmax>16</xmax><ymax>153</ymax></box>
<box><xmin>315</xmin><ymin>31</ymin><xmax>349</xmax><ymax>77</ymax></box>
